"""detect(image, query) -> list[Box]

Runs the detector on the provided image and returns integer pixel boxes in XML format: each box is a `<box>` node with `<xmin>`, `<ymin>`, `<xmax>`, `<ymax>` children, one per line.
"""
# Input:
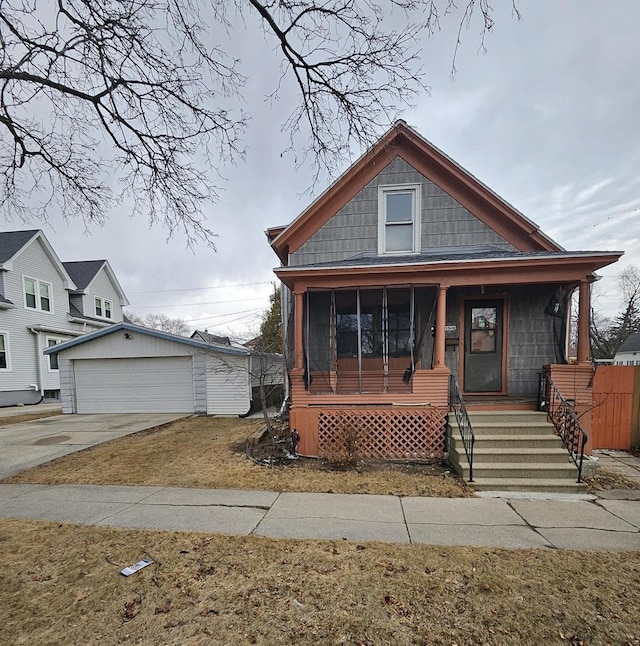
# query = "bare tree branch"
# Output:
<box><xmin>0</xmin><ymin>1</ymin><xmax>509</xmax><ymax>241</ymax></box>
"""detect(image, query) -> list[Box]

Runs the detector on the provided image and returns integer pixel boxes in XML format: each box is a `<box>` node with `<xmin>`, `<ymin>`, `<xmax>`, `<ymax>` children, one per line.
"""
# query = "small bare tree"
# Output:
<box><xmin>591</xmin><ymin>265</ymin><xmax>640</xmax><ymax>359</ymax></box>
<box><xmin>124</xmin><ymin>311</ymin><xmax>190</xmax><ymax>336</ymax></box>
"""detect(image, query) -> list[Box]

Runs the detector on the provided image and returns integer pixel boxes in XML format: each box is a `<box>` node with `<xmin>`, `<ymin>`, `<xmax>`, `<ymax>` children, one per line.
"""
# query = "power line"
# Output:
<box><xmin>187</xmin><ymin>307</ymin><xmax>265</xmax><ymax>326</ymax></box>
<box><xmin>128</xmin><ymin>281</ymin><xmax>273</xmax><ymax>295</ymax></box>
<box><xmin>131</xmin><ymin>296</ymin><xmax>267</xmax><ymax>309</ymax></box>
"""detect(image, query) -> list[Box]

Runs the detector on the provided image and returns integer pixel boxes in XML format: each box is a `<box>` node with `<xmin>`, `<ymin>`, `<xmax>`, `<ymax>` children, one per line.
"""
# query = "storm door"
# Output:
<box><xmin>463</xmin><ymin>299</ymin><xmax>504</xmax><ymax>393</ymax></box>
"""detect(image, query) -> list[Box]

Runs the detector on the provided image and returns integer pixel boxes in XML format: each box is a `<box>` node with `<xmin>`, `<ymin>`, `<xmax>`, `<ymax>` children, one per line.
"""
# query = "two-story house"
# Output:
<box><xmin>0</xmin><ymin>230</ymin><xmax>128</xmax><ymax>406</ymax></box>
<box><xmin>268</xmin><ymin>122</ymin><xmax>622</xmax><ymax>489</ymax></box>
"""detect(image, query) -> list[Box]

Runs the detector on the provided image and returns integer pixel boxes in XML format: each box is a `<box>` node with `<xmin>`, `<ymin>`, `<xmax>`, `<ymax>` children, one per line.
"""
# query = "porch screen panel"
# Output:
<box><xmin>358</xmin><ymin>289</ymin><xmax>384</xmax><ymax>393</ymax></box>
<box><xmin>335</xmin><ymin>290</ymin><xmax>360</xmax><ymax>393</ymax></box>
<box><xmin>307</xmin><ymin>291</ymin><xmax>333</xmax><ymax>393</ymax></box>
<box><xmin>386</xmin><ymin>287</ymin><xmax>413</xmax><ymax>392</ymax></box>
<box><xmin>414</xmin><ymin>287</ymin><xmax>438</xmax><ymax>369</ymax></box>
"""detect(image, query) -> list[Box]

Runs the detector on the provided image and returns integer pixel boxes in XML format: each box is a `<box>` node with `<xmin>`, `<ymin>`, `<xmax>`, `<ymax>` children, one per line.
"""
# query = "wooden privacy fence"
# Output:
<box><xmin>591</xmin><ymin>366</ymin><xmax>640</xmax><ymax>450</ymax></box>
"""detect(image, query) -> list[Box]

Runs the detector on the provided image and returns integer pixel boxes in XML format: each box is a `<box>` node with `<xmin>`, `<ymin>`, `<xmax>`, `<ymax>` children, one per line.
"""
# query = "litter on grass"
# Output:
<box><xmin>120</xmin><ymin>557</ymin><xmax>154</xmax><ymax>577</ymax></box>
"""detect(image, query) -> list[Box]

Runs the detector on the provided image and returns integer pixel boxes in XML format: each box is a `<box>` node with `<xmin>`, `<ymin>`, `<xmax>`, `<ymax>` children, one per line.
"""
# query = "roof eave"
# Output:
<box><xmin>46</xmin><ymin>322</ymin><xmax>250</xmax><ymax>356</ymax></box>
<box><xmin>274</xmin><ymin>251</ymin><xmax>623</xmax><ymax>289</ymax></box>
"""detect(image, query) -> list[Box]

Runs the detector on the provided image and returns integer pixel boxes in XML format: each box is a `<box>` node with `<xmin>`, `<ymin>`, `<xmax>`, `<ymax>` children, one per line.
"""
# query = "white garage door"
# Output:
<box><xmin>74</xmin><ymin>357</ymin><xmax>195</xmax><ymax>414</ymax></box>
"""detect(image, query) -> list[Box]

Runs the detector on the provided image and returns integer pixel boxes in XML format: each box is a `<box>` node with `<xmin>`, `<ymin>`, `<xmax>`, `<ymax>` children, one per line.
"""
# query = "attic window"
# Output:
<box><xmin>94</xmin><ymin>297</ymin><xmax>113</xmax><ymax>319</ymax></box>
<box><xmin>24</xmin><ymin>277</ymin><xmax>52</xmax><ymax>313</ymax></box>
<box><xmin>378</xmin><ymin>184</ymin><xmax>421</xmax><ymax>254</ymax></box>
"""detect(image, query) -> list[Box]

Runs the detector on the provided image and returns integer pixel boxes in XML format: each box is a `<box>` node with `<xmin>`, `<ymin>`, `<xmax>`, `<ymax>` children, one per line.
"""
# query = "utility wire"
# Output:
<box><xmin>131</xmin><ymin>296</ymin><xmax>267</xmax><ymax>309</ymax></box>
<box><xmin>128</xmin><ymin>281</ymin><xmax>273</xmax><ymax>295</ymax></box>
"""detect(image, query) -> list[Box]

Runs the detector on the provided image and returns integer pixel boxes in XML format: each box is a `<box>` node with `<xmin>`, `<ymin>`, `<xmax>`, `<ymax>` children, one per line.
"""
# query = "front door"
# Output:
<box><xmin>463</xmin><ymin>299</ymin><xmax>504</xmax><ymax>393</ymax></box>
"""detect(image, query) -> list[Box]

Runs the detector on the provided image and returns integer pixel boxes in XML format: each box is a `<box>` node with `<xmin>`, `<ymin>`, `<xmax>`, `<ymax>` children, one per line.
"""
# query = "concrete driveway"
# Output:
<box><xmin>0</xmin><ymin>412</ymin><xmax>189</xmax><ymax>479</ymax></box>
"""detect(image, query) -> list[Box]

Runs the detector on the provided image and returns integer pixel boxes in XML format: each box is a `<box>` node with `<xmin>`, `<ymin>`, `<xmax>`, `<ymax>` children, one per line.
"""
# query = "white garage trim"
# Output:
<box><xmin>74</xmin><ymin>356</ymin><xmax>195</xmax><ymax>414</ymax></box>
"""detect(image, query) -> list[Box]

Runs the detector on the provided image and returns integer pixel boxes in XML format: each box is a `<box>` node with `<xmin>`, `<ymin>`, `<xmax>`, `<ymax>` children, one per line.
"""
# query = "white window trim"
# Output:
<box><xmin>23</xmin><ymin>275</ymin><xmax>54</xmax><ymax>314</ymax></box>
<box><xmin>0</xmin><ymin>331</ymin><xmax>11</xmax><ymax>371</ymax></box>
<box><xmin>45</xmin><ymin>336</ymin><xmax>66</xmax><ymax>372</ymax></box>
<box><xmin>377</xmin><ymin>183</ymin><xmax>422</xmax><ymax>255</ymax></box>
<box><xmin>93</xmin><ymin>296</ymin><xmax>113</xmax><ymax>320</ymax></box>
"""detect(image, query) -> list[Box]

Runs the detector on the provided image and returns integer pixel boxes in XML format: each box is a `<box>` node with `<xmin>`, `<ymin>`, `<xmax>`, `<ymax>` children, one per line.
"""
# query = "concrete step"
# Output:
<box><xmin>468</xmin><ymin>478</ymin><xmax>588</xmax><ymax>494</ymax></box>
<box><xmin>451</xmin><ymin>434</ymin><xmax>564</xmax><ymax>450</ymax></box>
<box><xmin>459</xmin><ymin>462</ymin><xmax>578</xmax><ymax>480</ymax></box>
<box><xmin>459</xmin><ymin>411</ymin><xmax>548</xmax><ymax>424</ymax></box>
<box><xmin>451</xmin><ymin>447</ymin><xmax>570</xmax><ymax>464</ymax></box>
<box><xmin>470</xmin><ymin>421</ymin><xmax>556</xmax><ymax>435</ymax></box>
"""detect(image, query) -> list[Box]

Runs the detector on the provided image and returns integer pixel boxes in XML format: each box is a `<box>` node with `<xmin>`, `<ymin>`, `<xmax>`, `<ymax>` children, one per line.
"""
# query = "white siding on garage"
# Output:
<box><xmin>206</xmin><ymin>354</ymin><xmax>251</xmax><ymax>415</ymax></box>
<box><xmin>74</xmin><ymin>356</ymin><xmax>195</xmax><ymax>413</ymax></box>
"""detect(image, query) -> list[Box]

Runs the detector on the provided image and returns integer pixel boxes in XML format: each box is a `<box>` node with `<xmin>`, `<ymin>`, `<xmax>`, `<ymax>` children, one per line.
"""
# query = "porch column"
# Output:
<box><xmin>576</xmin><ymin>279</ymin><xmax>591</xmax><ymax>364</ymax></box>
<box><xmin>434</xmin><ymin>286</ymin><xmax>448</xmax><ymax>369</ymax></box>
<box><xmin>294</xmin><ymin>290</ymin><xmax>305</xmax><ymax>371</ymax></box>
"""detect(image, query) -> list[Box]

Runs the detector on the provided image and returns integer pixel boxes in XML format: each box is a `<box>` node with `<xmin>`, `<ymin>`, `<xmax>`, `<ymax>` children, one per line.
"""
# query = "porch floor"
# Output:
<box><xmin>464</xmin><ymin>395</ymin><xmax>538</xmax><ymax>411</ymax></box>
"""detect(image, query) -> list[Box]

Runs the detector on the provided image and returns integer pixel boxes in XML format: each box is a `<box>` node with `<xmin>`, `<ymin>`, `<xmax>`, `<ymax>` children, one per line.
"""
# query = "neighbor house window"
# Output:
<box><xmin>378</xmin><ymin>184</ymin><xmax>421</xmax><ymax>254</ymax></box>
<box><xmin>0</xmin><ymin>333</ymin><xmax>9</xmax><ymax>370</ymax></box>
<box><xmin>94</xmin><ymin>297</ymin><xmax>113</xmax><ymax>319</ymax></box>
<box><xmin>24</xmin><ymin>277</ymin><xmax>52</xmax><ymax>312</ymax></box>
<box><xmin>46</xmin><ymin>337</ymin><xmax>63</xmax><ymax>371</ymax></box>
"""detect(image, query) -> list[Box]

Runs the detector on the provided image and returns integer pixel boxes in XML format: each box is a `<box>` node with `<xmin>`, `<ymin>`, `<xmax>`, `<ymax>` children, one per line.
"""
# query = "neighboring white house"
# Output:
<box><xmin>46</xmin><ymin>323</ymin><xmax>252</xmax><ymax>415</ymax></box>
<box><xmin>614</xmin><ymin>332</ymin><xmax>640</xmax><ymax>365</ymax></box>
<box><xmin>0</xmin><ymin>230</ymin><xmax>128</xmax><ymax>406</ymax></box>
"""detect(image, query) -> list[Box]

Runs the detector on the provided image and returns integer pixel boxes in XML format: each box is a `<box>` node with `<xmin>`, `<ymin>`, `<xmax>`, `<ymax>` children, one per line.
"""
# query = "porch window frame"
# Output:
<box><xmin>377</xmin><ymin>183</ymin><xmax>422</xmax><ymax>255</ymax></box>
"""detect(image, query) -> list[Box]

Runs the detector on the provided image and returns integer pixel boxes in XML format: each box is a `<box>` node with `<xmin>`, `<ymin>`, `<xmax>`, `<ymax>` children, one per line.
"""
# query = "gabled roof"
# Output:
<box><xmin>191</xmin><ymin>330</ymin><xmax>232</xmax><ymax>346</ymax></box>
<box><xmin>617</xmin><ymin>332</ymin><xmax>640</xmax><ymax>354</ymax></box>
<box><xmin>270</xmin><ymin>121</ymin><xmax>563</xmax><ymax>264</ymax></box>
<box><xmin>45</xmin><ymin>322</ymin><xmax>250</xmax><ymax>357</ymax></box>
<box><xmin>63</xmin><ymin>259</ymin><xmax>130</xmax><ymax>306</ymax></box>
<box><xmin>63</xmin><ymin>260</ymin><xmax>106</xmax><ymax>290</ymax></box>
<box><xmin>0</xmin><ymin>230</ymin><xmax>40</xmax><ymax>263</ymax></box>
<box><xmin>0</xmin><ymin>229</ymin><xmax>76</xmax><ymax>289</ymax></box>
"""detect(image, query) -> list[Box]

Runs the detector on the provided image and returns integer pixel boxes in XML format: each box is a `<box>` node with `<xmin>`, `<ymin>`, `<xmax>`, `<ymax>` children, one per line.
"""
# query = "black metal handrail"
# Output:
<box><xmin>449</xmin><ymin>374</ymin><xmax>475</xmax><ymax>482</ymax></box>
<box><xmin>538</xmin><ymin>372</ymin><xmax>588</xmax><ymax>482</ymax></box>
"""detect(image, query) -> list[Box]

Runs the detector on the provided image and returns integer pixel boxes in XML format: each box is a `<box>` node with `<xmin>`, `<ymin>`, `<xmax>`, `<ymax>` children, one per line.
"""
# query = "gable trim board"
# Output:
<box><xmin>270</xmin><ymin>121</ymin><xmax>562</xmax><ymax>263</ymax></box>
<box><xmin>48</xmin><ymin>323</ymin><xmax>251</xmax><ymax>415</ymax></box>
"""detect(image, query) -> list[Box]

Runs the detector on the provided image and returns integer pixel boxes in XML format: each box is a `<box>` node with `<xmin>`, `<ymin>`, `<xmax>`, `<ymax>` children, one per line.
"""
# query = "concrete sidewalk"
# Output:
<box><xmin>1</xmin><ymin>483</ymin><xmax>639</xmax><ymax>551</ymax></box>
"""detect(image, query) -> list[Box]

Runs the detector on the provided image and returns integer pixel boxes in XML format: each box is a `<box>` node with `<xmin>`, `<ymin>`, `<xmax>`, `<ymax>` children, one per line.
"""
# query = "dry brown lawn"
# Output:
<box><xmin>0</xmin><ymin>409</ymin><xmax>60</xmax><ymax>426</ymax></box>
<box><xmin>3</xmin><ymin>417</ymin><xmax>472</xmax><ymax>497</ymax></box>
<box><xmin>1</xmin><ymin>519</ymin><xmax>639</xmax><ymax>645</ymax></box>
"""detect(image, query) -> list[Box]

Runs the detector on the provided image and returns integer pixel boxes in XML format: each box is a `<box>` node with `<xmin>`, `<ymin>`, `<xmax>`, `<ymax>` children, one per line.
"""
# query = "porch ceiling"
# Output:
<box><xmin>275</xmin><ymin>250</ymin><xmax>622</xmax><ymax>290</ymax></box>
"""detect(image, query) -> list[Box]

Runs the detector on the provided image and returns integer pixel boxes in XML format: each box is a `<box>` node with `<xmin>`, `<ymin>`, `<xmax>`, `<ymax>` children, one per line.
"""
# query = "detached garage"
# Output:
<box><xmin>45</xmin><ymin>323</ymin><xmax>251</xmax><ymax>415</ymax></box>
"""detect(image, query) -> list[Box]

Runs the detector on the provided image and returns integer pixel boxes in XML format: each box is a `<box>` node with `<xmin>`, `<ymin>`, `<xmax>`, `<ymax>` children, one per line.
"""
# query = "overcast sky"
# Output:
<box><xmin>2</xmin><ymin>1</ymin><xmax>638</xmax><ymax>339</ymax></box>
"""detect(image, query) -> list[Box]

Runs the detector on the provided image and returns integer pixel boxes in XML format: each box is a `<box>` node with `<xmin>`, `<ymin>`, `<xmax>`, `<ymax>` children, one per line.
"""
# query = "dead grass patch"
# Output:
<box><xmin>0</xmin><ymin>409</ymin><xmax>61</xmax><ymax>426</ymax></box>
<box><xmin>585</xmin><ymin>468</ymin><xmax>640</xmax><ymax>493</ymax></box>
<box><xmin>3</xmin><ymin>417</ymin><xmax>472</xmax><ymax>497</ymax></box>
<box><xmin>0</xmin><ymin>519</ymin><xmax>638</xmax><ymax>645</ymax></box>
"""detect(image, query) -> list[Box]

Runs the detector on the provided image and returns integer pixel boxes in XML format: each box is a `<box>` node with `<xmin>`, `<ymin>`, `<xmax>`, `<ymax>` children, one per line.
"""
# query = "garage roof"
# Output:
<box><xmin>45</xmin><ymin>322</ymin><xmax>250</xmax><ymax>357</ymax></box>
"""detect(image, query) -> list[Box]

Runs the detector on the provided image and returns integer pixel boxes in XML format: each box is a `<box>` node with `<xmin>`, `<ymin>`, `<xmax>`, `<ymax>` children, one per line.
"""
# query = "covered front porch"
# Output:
<box><xmin>278</xmin><ymin>252</ymin><xmax>615</xmax><ymax>460</ymax></box>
